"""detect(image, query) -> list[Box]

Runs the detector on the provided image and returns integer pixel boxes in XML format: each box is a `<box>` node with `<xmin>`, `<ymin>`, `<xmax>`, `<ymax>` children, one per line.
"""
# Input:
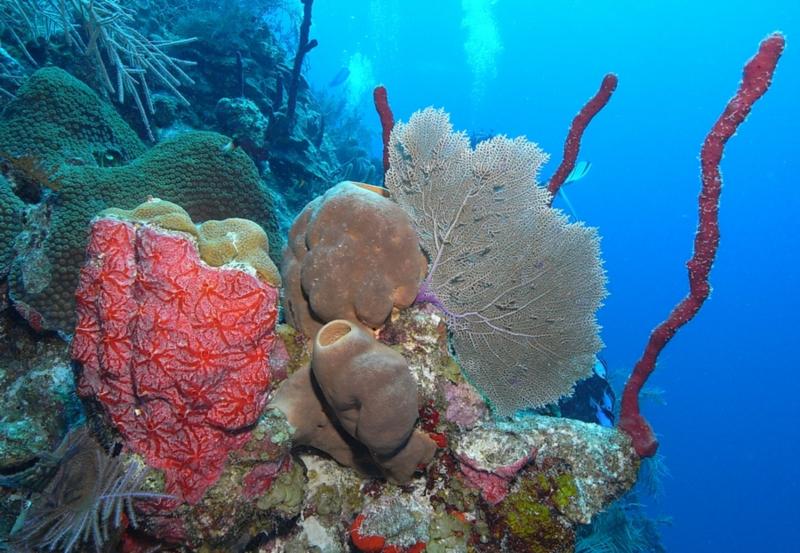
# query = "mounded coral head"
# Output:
<box><xmin>7</xmin><ymin>127</ymin><xmax>281</xmax><ymax>334</ymax></box>
<box><xmin>0</xmin><ymin>67</ymin><xmax>145</xmax><ymax>170</ymax></box>
<box><xmin>0</xmin><ymin>175</ymin><xmax>23</xmax><ymax>276</ymax></box>
<box><xmin>1</xmin><ymin>67</ymin><xmax>281</xmax><ymax>334</ymax></box>
<box><xmin>281</xmin><ymin>180</ymin><xmax>428</xmax><ymax>337</ymax></box>
<box><xmin>102</xmin><ymin>198</ymin><xmax>199</xmax><ymax>235</ymax></box>
<box><xmin>104</xmin><ymin>198</ymin><xmax>281</xmax><ymax>286</ymax></box>
<box><xmin>197</xmin><ymin>219</ymin><xmax>280</xmax><ymax>286</ymax></box>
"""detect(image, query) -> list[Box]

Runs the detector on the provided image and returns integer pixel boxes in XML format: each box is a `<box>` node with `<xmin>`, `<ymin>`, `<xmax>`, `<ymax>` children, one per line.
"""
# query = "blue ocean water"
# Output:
<box><xmin>306</xmin><ymin>1</ymin><xmax>798</xmax><ymax>551</ymax></box>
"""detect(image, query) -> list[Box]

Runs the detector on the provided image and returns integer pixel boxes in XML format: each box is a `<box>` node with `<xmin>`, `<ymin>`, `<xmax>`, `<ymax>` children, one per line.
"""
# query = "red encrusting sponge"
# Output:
<box><xmin>72</xmin><ymin>217</ymin><xmax>279</xmax><ymax>503</ymax></box>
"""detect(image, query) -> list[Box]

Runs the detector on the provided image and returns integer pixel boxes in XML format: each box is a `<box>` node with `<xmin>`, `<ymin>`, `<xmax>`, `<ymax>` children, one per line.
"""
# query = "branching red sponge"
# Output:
<box><xmin>546</xmin><ymin>73</ymin><xmax>618</xmax><ymax>201</ymax></box>
<box><xmin>619</xmin><ymin>32</ymin><xmax>785</xmax><ymax>458</ymax></box>
<box><xmin>72</xmin><ymin>215</ymin><xmax>280</xmax><ymax>503</ymax></box>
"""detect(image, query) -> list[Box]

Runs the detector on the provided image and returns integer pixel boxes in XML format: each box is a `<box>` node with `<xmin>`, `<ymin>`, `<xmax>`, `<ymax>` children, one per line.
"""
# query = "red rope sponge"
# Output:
<box><xmin>547</xmin><ymin>73</ymin><xmax>618</xmax><ymax>201</ymax></box>
<box><xmin>373</xmin><ymin>85</ymin><xmax>395</xmax><ymax>173</ymax></box>
<box><xmin>619</xmin><ymin>32</ymin><xmax>786</xmax><ymax>458</ymax></box>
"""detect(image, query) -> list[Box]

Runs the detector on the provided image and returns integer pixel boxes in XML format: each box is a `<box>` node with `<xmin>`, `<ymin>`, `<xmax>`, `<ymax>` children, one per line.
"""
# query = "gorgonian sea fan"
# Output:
<box><xmin>385</xmin><ymin>108</ymin><xmax>606</xmax><ymax>416</ymax></box>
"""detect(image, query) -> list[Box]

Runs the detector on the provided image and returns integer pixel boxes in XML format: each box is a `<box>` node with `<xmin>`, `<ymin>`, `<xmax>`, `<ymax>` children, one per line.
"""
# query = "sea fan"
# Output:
<box><xmin>385</xmin><ymin>108</ymin><xmax>606</xmax><ymax>416</ymax></box>
<box><xmin>10</xmin><ymin>427</ymin><xmax>172</xmax><ymax>553</ymax></box>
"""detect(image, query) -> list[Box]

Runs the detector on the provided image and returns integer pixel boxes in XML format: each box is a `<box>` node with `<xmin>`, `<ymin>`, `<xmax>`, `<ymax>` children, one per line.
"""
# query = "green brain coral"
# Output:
<box><xmin>0</xmin><ymin>176</ymin><xmax>24</xmax><ymax>276</ymax></box>
<box><xmin>1</xmin><ymin>67</ymin><xmax>281</xmax><ymax>334</ymax></box>
<box><xmin>0</xmin><ymin>67</ymin><xmax>145</xmax><ymax>169</ymax></box>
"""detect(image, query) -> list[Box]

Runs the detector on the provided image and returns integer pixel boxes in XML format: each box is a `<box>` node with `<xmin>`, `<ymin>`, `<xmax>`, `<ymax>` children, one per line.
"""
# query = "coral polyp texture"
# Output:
<box><xmin>0</xmin><ymin>67</ymin><xmax>145</xmax><ymax>169</ymax></box>
<box><xmin>282</xmin><ymin>180</ymin><xmax>427</xmax><ymax>337</ymax></box>
<box><xmin>0</xmin><ymin>175</ymin><xmax>23</xmax><ymax>276</ymax></box>
<box><xmin>104</xmin><ymin>199</ymin><xmax>281</xmax><ymax>286</ymax></box>
<box><xmin>385</xmin><ymin>108</ymin><xmax>607</xmax><ymax>416</ymax></box>
<box><xmin>0</xmin><ymin>67</ymin><xmax>281</xmax><ymax>335</ymax></box>
<box><xmin>71</xmin><ymin>202</ymin><xmax>280</xmax><ymax>504</ymax></box>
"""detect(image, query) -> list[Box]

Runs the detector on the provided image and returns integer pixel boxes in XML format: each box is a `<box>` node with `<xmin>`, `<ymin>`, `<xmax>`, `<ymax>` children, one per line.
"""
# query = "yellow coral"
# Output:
<box><xmin>102</xmin><ymin>199</ymin><xmax>198</xmax><ymax>237</ymax></box>
<box><xmin>197</xmin><ymin>219</ymin><xmax>280</xmax><ymax>286</ymax></box>
<box><xmin>101</xmin><ymin>198</ymin><xmax>280</xmax><ymax>286</ymax></box>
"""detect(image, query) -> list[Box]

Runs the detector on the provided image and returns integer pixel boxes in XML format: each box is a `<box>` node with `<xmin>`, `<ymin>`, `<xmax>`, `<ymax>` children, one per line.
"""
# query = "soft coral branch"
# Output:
<box><xmin>619</xmin><ymin>32</ymin><xmax>786</xmax><ymax>458</ymax></box>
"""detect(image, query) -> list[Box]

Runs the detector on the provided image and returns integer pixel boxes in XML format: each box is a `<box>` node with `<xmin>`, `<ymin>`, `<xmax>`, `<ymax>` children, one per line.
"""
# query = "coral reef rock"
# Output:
<box><xmin>258</xmin><ymin>304</ymin><xmax>638</xmax><ymax>553</ymax></box>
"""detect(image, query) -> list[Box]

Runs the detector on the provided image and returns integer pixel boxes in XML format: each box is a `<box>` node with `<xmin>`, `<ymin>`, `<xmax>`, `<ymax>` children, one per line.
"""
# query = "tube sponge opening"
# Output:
<box><xmin>317</xmin><ymin>320</ymin><xmax>353</xmax><ymax>347</ymax></box>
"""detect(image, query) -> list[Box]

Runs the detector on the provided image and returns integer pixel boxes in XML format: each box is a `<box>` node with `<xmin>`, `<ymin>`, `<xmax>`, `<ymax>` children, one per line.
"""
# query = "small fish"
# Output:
<box><xmin>469</xmin><ymin>129</ymin><xmax>495</xmax><ymax>147</ymax></box>
<box><xmin>593</xmin><ymin>356</ymin><xmax>608</xmax><ymax>378</ymax></box>
<box><xmin>590</xmin><ymin>398</ymin><xmax>614</xmax><ymax>427</ymax></box>
<box><xmin>598</xmin><ymin>389</ymin><xmax>613</xmax><ymax>413</ymax></box>
<box><xmin>564</xmin><ymin>160</ymin><xmax>592</xmax><ymax>184</ymax></box>
<box><xmin>328</xmin><ymin>67</ymin><xmax>350</xmax><ymax>87</ymax></box>
<box><xmin>220</xmin><ymin>137</ymin><xmax>240</xmax><ymax>154</ymax></box>
<box><xmin>558</xmin><ymin>161</ymin><xmax>592</xmax><ymax>219</ymax></box>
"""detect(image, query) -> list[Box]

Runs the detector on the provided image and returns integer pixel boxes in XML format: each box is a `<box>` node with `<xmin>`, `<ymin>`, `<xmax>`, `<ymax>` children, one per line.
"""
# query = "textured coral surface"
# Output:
<box><xmin>0</xmin><ymin>67</ymin><xmax>145</xmax><ymax>168</ymax></box>
<box><xmin>1</xmin><ymin>68</ymin><xmax>281</xmax><ymax>334</ymax></box>
<box><xmin>72</xmin><ymin>217</ymin><xmax>279</xmax><ymax>504</ymax></box>
<box><xmin>0</xmin><ymin>176</ymin><xmax>23</xmax><ymax>276</ymax></box>
<box><xmin>282</xmin><ymin>181</ymin><xmax>426</xmax><ymax>337</ymax></box>
<box><xmin>9</xmin><ymin>130</ymin><xmax>281</xmax><ymax>334</ymax></box>
<box><xmin>104</xmin><ymin>198</ymin><xmax>282</xmax><ymax>287</ymax></box>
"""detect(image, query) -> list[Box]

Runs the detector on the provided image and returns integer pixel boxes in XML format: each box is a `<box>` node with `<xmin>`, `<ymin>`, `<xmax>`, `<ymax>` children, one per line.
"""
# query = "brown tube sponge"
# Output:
<box><xmin>269</xmin><ymin>320</ymin><xmax>436</xmax><ymax>482</ymax></box>
<box><xmin>268</xmin><ymin>364</ymin><xmax>377</xmax><ymax>476</ymax></box>
<box><xmin>281</xmin><ymin>181</ymin><xmax>427</xmax><ymax>337</ymax></box>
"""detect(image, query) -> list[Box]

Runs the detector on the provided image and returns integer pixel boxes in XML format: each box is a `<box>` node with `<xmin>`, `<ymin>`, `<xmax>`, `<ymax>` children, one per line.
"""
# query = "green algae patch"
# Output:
<box><xmin>491</xmin><ymin>472</ymin><xmax>577</xmax><ymax>553</ymax></box>
<box><xmin>256</xmin><ymin>461</ymin><xmax>306</xmax><ymax>517</ymax></box>
<box><xmin>553</xmin><ymin>473</ymin><xmax>579</xmax><ymax>513</ymax></box>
